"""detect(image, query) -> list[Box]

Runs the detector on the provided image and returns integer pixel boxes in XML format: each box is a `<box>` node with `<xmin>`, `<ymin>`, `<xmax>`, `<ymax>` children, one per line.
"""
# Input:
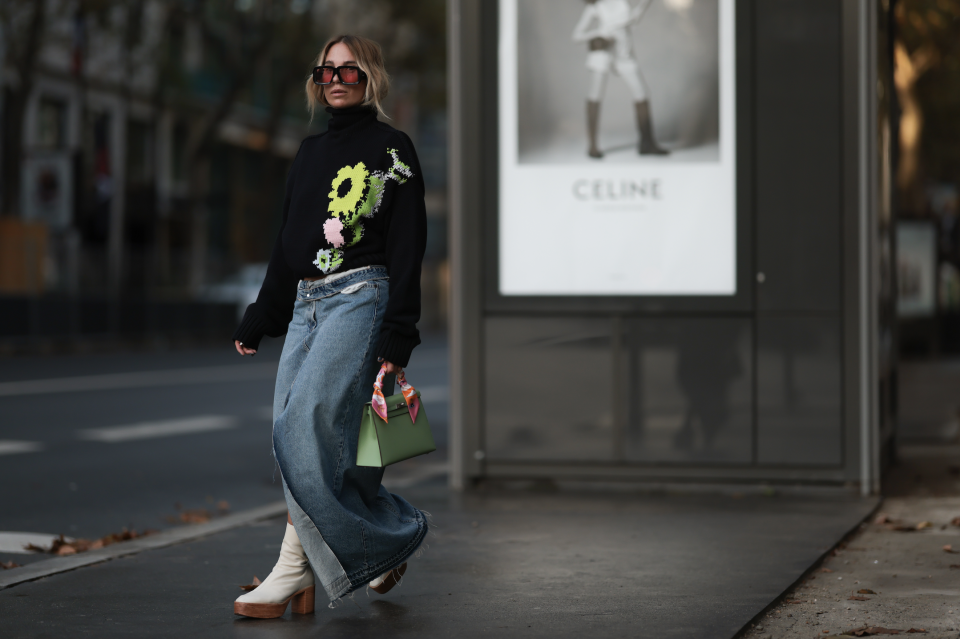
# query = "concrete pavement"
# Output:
<box><xmin>0</xmin><ymin>479</ymin><xmax>876</xmax><ymax>638</ymax></box>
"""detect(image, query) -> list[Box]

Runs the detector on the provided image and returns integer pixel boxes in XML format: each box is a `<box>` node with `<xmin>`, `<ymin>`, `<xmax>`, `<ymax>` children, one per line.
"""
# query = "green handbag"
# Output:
<box><xmin>357</xmin><ymin>365</ymin><xmax>436</xmax><ymax>467</ymax></box>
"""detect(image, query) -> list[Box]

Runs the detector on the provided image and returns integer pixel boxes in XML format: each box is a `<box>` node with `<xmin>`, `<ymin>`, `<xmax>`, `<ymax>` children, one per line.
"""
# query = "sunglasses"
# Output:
<box><xmin>312</xmin><ymin>65</ymin><xmax>367</xmax><ymax>86</ymax></box>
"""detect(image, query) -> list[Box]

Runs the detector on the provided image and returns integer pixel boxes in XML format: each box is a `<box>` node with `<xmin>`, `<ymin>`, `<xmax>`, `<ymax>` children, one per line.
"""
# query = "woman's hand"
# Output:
<box><xmin>235</xmin><ymin>340</ymin><xmax>257</xmax><ymax>356</ymax></box>
<box><xmin>381</xmin><ymin>360</ymin><xmax>401</xmax><ymax>374</ymax></box>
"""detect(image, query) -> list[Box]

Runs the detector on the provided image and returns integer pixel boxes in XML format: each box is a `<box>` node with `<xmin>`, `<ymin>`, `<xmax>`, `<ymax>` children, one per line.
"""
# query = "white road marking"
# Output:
<box><xmin>0</xmin><ymin>440</ymin><xmax>44</xmax><ymax>455</ymax></box>
<box><xmin>0</xmin><ymin>363</ymin><xmax>278</xmax><ymax>398</ymax></box>
<box><xmin>0</xmin><ymin>532</ymin><xmax>71</xmax><ymax>554</ymax></box>
<box><xmin>0</xmin><ymin>501</ymin><xmax>287</xmax><ymax>589</ymax></box>
<box><xmin>78</xmin><ymin>416</ymin><xmax>238</xmax><ymax>443</ymax></box>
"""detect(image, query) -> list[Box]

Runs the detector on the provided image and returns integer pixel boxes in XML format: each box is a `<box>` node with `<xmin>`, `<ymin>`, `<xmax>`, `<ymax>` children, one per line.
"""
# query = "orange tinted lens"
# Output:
<box><xmin>340</xmin><ymin>67</ymin><xmax>359</xmax><ymax>83</ymax></box>
<box><xmin>320</xmin><ymin>67</ymin><xmax>335</xmax><ymax>83</ymax></box>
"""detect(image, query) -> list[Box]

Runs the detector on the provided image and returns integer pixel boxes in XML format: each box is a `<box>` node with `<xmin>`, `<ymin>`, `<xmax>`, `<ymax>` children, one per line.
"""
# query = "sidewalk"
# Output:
<box><xmin>741</xmin><ymin>445</ymin><xmax>960</xmax><ymax>639</ymax></box>
<box><xmin>1</xmin><ymin>480</ymin><xmax>874</xmax><ymax>639</ymax></box>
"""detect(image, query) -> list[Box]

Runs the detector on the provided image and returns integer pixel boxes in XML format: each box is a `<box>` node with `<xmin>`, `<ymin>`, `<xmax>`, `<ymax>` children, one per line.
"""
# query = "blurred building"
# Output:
<box><xmin>0</xmin><ymin>0</ymin><xmax>448</xmax><ymax>350</ymax></box>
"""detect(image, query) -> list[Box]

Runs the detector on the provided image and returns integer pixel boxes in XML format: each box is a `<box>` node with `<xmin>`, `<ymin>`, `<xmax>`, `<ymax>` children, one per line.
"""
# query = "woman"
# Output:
<box><xmin>231</xmin><ymin>34</ymin><xmax>428</xmax><ymax>618</ymax></box>
<box><xmin>572</xmin><ymin>0</ymin><xmax>668</xmax><ymax>158</ymax></box>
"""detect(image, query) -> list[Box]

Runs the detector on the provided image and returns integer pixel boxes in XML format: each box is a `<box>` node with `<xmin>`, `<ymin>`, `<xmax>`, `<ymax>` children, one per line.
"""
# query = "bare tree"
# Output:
<box><xmin>177</xmin><ymin>0</ymin><xmax>276</xmax><ymax>292</ymax></box>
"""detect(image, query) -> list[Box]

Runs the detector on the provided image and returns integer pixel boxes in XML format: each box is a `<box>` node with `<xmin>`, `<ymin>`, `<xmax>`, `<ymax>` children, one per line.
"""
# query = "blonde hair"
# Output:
<box><xmin>305</xmin><ymin>35</ymin><xmax>390</xmax><ymax>121</ymax></box>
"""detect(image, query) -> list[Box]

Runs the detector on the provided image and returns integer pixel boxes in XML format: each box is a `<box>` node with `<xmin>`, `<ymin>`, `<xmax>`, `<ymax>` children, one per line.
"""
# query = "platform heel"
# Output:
<box><xmin>369</xmin><ymin>562</ymin><xmax>407</xmax><ymax>594</ymax></box>
<box><xmin>290</xmin><ymin>585</ymin><xmax>315</xmax><ymax>614</ymax></box>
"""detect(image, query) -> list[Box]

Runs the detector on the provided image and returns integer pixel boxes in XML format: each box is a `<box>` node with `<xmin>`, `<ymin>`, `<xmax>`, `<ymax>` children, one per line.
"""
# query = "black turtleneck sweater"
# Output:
<box><xmin>232</xmin><ymin>106</ymin><xmax>427</xmax><ymax>367</ymax></box>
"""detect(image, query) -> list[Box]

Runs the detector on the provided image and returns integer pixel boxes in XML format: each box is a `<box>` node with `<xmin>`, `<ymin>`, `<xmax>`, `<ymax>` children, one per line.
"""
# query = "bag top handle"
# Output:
<box><xmin>371</xmin><ymin>363</ymin><xmax>420</xmax><ymax>424</ymax></box>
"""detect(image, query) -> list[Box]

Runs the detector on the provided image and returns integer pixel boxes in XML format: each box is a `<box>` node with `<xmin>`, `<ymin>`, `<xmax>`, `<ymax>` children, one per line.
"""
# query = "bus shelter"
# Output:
<box><xmin>447</xmin><ymin>0</ymin><xmax>887</xmax><ymax>492</ymax></box>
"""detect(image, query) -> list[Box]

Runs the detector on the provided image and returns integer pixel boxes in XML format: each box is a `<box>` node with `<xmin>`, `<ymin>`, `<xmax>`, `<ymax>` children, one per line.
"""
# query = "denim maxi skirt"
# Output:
<box><xmin>272</xmin><ymin>266</ymin><xmax>428</xmax><ymax>602</ymax></box>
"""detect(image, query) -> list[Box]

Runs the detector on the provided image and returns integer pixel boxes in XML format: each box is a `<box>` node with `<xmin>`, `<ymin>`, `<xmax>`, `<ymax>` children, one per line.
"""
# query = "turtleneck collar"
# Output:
<box><xmin>326</xmin><ymin>105</ymin><xmax>377</xmax><ymax>132</ymax></box>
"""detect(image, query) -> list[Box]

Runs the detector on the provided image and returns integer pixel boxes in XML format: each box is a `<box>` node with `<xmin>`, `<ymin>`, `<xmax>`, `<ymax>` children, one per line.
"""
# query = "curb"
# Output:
<box><xmin>0</xmin><ymin>501</ymin><xmax>287</xmax><ymax>590</ymax></box>
<box><xmin>731</xmin><ymin>495</ymin><xmax>884</xmax><ymax>639</ymax></box>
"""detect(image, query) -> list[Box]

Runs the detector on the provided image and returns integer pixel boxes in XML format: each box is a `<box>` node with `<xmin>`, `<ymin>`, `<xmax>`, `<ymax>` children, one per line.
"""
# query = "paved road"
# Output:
<box><xmin>0</xmin><ymin>334</ymin><xmax>448</xmax><ymax>563</ymax></box>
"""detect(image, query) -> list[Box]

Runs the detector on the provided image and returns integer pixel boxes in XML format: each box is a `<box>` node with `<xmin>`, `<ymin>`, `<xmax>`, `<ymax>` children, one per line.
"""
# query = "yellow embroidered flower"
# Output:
<box><xmin>327</xmin><ymin>162</ymin><xmax>369</xmax><ymax>217</ymax></box>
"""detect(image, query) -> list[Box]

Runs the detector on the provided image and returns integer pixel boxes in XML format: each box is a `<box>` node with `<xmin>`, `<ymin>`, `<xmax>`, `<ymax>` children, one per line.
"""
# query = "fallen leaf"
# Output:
<box><xmin>915</xmin><ymin>521</ymin><xmax>933</xmax><ymax>530</ymax></box>
<box><xmin>858</xmin><ymin>589</ymin><xmax>878</xmax><ymax>594</ymax></box>
<box><xmin>820</xmin><ymin>567</ymin><xmax>834</xmax><ymax>573</ymax></box>
<box><xmin>888</xmin><ymin>524</ymin><xmax>921</xmax><ymax>532</ymax></box>
<box><xmin>848</xmin><ymin>595</ymin><xmax>870</xmax><ymax>601</ymax></box>
<box><xmin>950</xmin><ymin>564</ymin><xmax>960</xmax><ymax>569</ymax></box>
<box><xmin>784</xmin><ymin>599</ymin><xmax>804</xmax><ymax>604</ymax></box>
<box><xmin>23</xmin><ymin>528</ymin><xmax>154</xmax><ymax>556</ymax></box>
<box><xmin>905</xmin><ymin>630</ymin><xmax>927</xmax><ymax>634</ymax></box>
<box><xmin>848</xmin><ymin>626</ymin><xmax>908</xmax><ymax>636</ymax></box>
<box><xmin>239</xmin><ymin>576</ymin><xmax>262</xmax><ymax>591</ymax></box>
<box><xmin>944</xmin><ymin>544</ymin><xmax>959</xmax><ymax>554</ymax></box>
<box><xmin>0</xmin><ymin>561</ymin><xmax>21</xmax><ymax>570</ymax></box>
<box><xmin>874</xmin><ymin>513</ymin><xmax>895</xmax><ymax>525</ymax></box>
<box><xmin>179</xmin><ymin>509</ymin><xmax>211</xmax><ymax>524</ymax></box>
<box><xmin>951</xmin><ymin>516</ymin><xmax>960</xmax><ymax>527</ymax></box>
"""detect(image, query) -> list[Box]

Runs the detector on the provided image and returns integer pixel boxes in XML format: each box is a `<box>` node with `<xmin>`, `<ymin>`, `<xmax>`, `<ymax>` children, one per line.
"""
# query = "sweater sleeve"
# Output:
<box><xmin>378</xmin><ymin>132</ymin><xmax>427</xmax><ymax>367</ymax></box>
<box><xmin>232</xmin><ymin>153</ymin><xmax>302</xmax><ymax>350</ymax></box>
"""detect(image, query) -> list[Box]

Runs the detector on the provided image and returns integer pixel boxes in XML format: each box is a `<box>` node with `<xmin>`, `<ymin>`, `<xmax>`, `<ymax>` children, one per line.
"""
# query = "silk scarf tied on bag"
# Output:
<box><xmin>371</xmin><ymin>365</ymin><xmax>420</xmax><ymax>423</ymax></box>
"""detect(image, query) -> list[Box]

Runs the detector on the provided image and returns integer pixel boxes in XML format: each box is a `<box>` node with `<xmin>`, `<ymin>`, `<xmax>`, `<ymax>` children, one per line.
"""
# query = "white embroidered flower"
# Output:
<box><xmin>313</xmin><ymin>248</ymin><xmax>336</xmax><ymax>273</ymax></box>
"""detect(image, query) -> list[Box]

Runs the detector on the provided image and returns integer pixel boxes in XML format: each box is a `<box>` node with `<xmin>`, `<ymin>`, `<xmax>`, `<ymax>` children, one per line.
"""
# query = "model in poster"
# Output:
<box><xmin>572</xmin><ymin>0</ymin><xmax>669</xmax><ymax>158</ymax></box>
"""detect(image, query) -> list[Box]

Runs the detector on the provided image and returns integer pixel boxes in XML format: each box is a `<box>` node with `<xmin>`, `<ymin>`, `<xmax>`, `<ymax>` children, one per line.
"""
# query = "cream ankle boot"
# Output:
<box><xmin>234</xmin><ymin>523</ymin><xmax>315</xmax><ymax>618</ymax></box>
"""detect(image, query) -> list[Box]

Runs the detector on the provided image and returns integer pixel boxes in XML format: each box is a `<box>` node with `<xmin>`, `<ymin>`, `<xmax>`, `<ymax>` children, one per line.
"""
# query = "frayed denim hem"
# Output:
<box><xmin>338</xmin><ymin>510</ymin><xmax>429</xmax><ymax>599</ymax></box>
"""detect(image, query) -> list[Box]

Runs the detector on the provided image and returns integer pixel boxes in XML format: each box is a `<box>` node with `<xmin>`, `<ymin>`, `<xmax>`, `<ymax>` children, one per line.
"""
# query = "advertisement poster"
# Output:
<box><xmin>498</xmin><ymin>0</ymin><xmax>736</xmax><ymax>295</ymax></box>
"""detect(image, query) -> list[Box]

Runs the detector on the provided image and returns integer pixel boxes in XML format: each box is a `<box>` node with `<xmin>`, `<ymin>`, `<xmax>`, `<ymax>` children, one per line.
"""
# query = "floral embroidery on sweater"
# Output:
<box><xmin>313</xmin><ymin>147</ymin><xmax>412</xmax><ymax>273</ymax></box>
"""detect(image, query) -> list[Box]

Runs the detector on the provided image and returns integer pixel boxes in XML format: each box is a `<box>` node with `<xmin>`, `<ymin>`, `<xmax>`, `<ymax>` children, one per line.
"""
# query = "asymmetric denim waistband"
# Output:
<box><xmin>297</xmin><ymin>265</ymin><xmax>388</xmax><ymax>299</ymax></box>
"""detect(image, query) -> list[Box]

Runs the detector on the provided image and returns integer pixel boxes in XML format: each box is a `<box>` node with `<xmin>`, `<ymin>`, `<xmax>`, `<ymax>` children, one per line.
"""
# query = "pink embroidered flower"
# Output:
<box><xmin>323</xmin><ymin>218</ymin><xmax>345</xmax><ymax>247</ymax></box>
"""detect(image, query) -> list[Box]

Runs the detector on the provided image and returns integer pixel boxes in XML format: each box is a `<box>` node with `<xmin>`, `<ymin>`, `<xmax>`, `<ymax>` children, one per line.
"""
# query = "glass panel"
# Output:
<box><xmin>757</xmin><ymin>317</ymin><xmax>842</xmax><ymax>465</ymax></box>
<box><xmin>484</xmin><ymin>318</ymin><xmax>613</xmax><ymax>461</ymax></box>
<box><xmin>623</xmin><ymin>318</ymin><xmax>752</xmax><ymax>464</ymax></box>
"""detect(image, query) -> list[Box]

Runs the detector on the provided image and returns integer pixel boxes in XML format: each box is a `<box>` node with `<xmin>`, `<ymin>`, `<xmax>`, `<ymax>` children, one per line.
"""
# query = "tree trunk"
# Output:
<box><xmin>1</xmin><ymin>3</ymin><xmax>46</xmax><ymax>217</ymax></box>
<box><xmin>183</xmin><ymin>33</ymin><xmax>270</xmax><ymax>294</ymax></box>
<box><xmin>893</xmin><ymin>41</ymin><xmax>935</xmax><ymax>215</ymax></box>
<box><xmin>1</xmin><ymin>90</ymin><xmax>28</xmax><ymax>217</ymax></box>
<box><xmin>186</xmin><ymin>152</ymin><xmax>210</xmax><ymax>294</ymax></box>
